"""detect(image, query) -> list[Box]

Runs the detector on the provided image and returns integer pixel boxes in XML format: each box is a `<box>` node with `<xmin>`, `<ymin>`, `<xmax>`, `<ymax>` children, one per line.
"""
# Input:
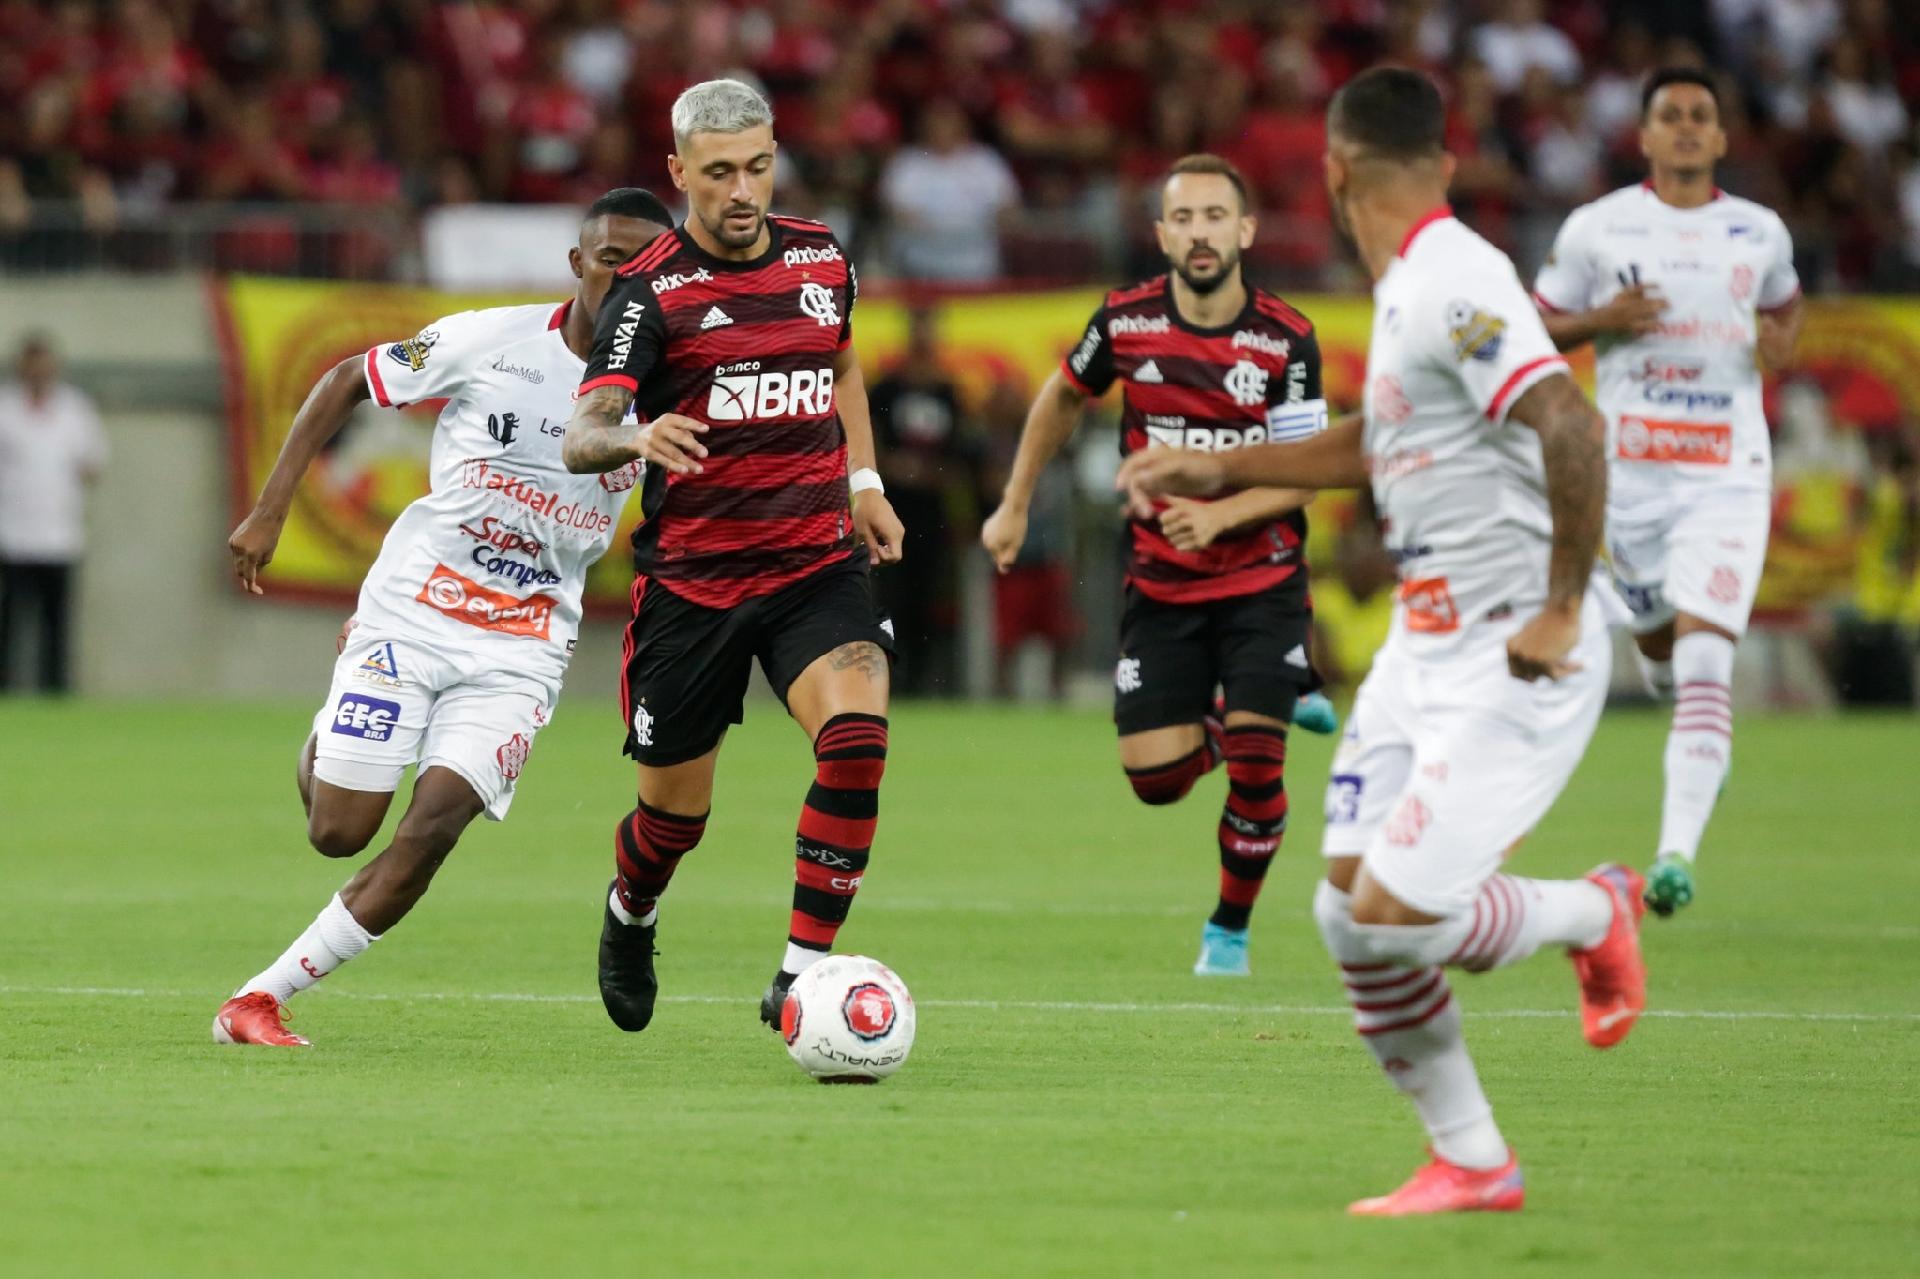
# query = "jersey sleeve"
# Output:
<box><xmin>1434</xmin><ymin>264</ymin><xmax>1570</xmax><ymax>426</ymax></box>
<box><xmin>1757</xmin><ymin>212</ymin><xmax>1801</xmax><ymax>312</ymax></box>
<box><xmin>362</xmin><ymin>309</ymin><xmax>498</xmax><ymax>408</ymax></box>
<box><xmin>838</xmin><ymin>257</ymin><xmax>857</xmax><ymax>351</ymax></box>
<box><xmin>1265</xmin><ymin>326</ymin><xmax>1328</xmax><ymax>442</ymax></box>
<box><xmin>1531</xmin><ymin>208</ymin><xmax>1598</xmax><ymax>315</ymax></box>
<box><xmin>578</xmin><ymin>273</ymin><xmax>667</xmax><ymax>396</ymax></box>
<box><xmin>1060</xmin><ymin>301</ymin><xmax>1116</xmax><ymax>396</ymax></box>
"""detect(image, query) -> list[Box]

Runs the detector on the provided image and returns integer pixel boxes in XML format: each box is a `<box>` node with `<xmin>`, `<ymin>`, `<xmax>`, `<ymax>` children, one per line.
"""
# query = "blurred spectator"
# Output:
<box><xmin>1472</xmin><ymin>0</ymin><xmax>1582</xmax><ymax>94</ymax></box>
<box><xmin>0</xmin><ymin>333</ymin><xmax>107</xmax><ymax>694</ymax></box>
<box><xmin>879</xmin><ymin>98</ymin><xmax>1018</xmax><ymax>282</ymax></box>
<box><xmin>981</xmin><ymin>375</ymin><xmax>1076</xmax><ymax>701</ymax></box>
<box><xmin>868</xmin><ymin>307</ymin><xmax>978</xmax><ymax>695</ymax></box>
<box><xmin>1308</xmin><ymin>496</ymin><xmax>1396</xmax><ymax>694</ymax></box>
<box><xmin>1824</xmin><ymin>429</ymin><xmax>1919</xmax><ymax>704</ymax></box>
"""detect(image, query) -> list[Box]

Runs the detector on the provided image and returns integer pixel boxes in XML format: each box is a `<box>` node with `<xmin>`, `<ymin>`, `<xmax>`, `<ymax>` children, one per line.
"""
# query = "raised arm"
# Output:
<box><xmin>1502</xmin><ymin>371</ymin><xmax>1607</xmax><ymax>680</ymax></box>
<box><xmin>228</xmin><ymin>355</ymin><xmax>370</xmax><ymax>595</ymax></box>
<box><xmin>980</xmin><ymin>369</ymin><xmax>1089</xmax><ymax>572</ymax></box>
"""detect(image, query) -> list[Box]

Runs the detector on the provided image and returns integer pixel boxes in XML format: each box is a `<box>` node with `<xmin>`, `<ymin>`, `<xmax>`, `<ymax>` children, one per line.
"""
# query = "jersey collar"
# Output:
<box><xmin>548</xmin><ymin>299</ymin><xmax>572</xmax><ymax>330</ymax></box>
<box><xmin>1396</xmin><ymin>205</ymin><xmax>1454</xmax><ymax>259</ymax></box>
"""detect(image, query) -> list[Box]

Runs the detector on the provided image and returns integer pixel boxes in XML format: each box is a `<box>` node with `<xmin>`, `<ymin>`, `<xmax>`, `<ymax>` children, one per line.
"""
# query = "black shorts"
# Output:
<box><xmin>1113</xmin><ymin>575</ymin><xmax>1320</xmax><ymax>736</ymax></box>
<box><xmin>620</xmin><ymin>552</ymin><xmax>894</xmax><ymax>766</ymax></box>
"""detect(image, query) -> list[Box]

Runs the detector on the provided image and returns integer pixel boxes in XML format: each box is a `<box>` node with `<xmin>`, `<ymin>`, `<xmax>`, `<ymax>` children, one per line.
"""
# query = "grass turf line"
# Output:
<box><xmin>0</xmin><ymin>700</ymin><xmax>1914</xmax><ymax>1277</ymax></box>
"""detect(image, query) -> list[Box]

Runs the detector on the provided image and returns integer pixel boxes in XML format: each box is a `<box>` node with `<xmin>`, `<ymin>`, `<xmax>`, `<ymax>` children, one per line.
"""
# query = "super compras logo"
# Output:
<box><xmin>416</xmin><ymin>563</ymin><xmax>558</xmax><ymax>639</ymax></box>
<box><xmin>705</xmin><ymin>363</ymin><xmax>835</xmax><ymax>421</ymax></box>
<box><xmin>459</xmin><ymin>516</ymin><xmax>561</xmax><ymax>589</ymax></box>
<box><xmin>333</xmin><ymin>693</ymin><xmax>400</xmax><ymax>741</ymax></box>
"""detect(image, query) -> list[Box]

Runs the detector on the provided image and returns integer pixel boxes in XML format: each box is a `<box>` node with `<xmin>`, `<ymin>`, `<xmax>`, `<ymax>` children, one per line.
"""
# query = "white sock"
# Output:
<box><xmin>607</xmin><ymin>887</ymin><xmax>656</xmax><ymax>928</ymax></box>
<box><xmin>237</xmin><ymin>893</ymin><xmax>378</xmax><ymax>1004</ymax></box>
<box><xmin>1446</xmin><ymin>874</ymin><xmax>1613</xmax><ymax>970</ymax></box>
<box><xmin>1659</xmin><ymin>631</ymin><xmax>1736</xmax><ymax>862</ymax></box>
<box><xmin>1635</xmin><ymin>650</ymin><xmax>1675</xmax><ymax>699</ymax></box>
<box><xmin>781</xmin><ymin>943</ymin><xmax>826</xmax><ymax>980</ymax></box>
<box><xmin>1313</xmin><ymin>881</ymin><xmax>1507</xmax><ymax>1169</ymax></box>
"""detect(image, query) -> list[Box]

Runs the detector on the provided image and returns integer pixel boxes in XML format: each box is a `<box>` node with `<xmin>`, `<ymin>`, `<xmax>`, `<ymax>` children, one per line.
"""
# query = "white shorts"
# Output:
<box><xmin>309</xmin><ymin>629</ymin><xmax>555</xmax><ymax>821</ymax></box>
<box><xmin>1320</xmin><ymin>603</ymin><xmax>1612</xmax><ymax>918</ymax></box>
<box><xmin>1607</xmin><ymin>484</ymin><xmax>1771</xmax><ymax>637</ymax></box>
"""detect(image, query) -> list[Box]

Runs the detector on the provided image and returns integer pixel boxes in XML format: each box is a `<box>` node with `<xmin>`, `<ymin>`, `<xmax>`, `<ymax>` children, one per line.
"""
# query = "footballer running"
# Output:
<box><xmin>213</xmin><ymin>188</ymin><xmax>673</xmax><ymax>1046</ymax></box>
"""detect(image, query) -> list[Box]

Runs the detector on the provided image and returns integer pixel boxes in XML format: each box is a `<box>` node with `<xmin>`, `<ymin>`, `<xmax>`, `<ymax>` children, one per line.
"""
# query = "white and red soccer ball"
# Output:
<box><xmin>779</xmin><ymin>955</ymin><xmax>916</xmax><ymax>1083</ymax></box>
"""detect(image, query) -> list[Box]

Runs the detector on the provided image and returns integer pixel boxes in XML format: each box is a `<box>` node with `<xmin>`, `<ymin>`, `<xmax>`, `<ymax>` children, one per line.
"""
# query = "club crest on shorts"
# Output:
<box><xmin>632</xmin><ymin>702</ymin><xmax>654</xmax><ymax>747</ymax></box>
<box><xmin>1115</xmin><ymin>657</ymin><xmax>1142</xmax><ymax>694</ymax></box>
<box><xmin>496</xmin><ymin>733</ymin><xmax>530</xmax><ymax>781</ymax></box>
<box><xmin>841</xmin><ymin>981</ymin><xmax>896</xmax><ymax>1041</ymax></box>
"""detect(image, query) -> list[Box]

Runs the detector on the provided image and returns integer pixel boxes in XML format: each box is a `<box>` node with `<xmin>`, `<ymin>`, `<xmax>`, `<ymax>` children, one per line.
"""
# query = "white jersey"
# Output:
<box><xmin>354</xmin><ymin>300</ymin><xmax>641</xmax><ymax>697</ymax></box>
<box><xmin>1532</xmin><ymin>184</ymin><xmax>1798</xmax><ymax>503</ymax></box>
<box><xmin>1361</xmin><ymin>210</ymin><xmax>1583</xmax><ymax>654</ymax></box>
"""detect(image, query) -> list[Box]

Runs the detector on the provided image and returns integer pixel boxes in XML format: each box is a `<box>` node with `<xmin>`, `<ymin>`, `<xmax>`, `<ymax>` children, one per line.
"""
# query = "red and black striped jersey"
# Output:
<box><xmin>1062</xmin><ymin>276</ymin><xmax>1325</xmax><ymax>604</ymax></box>
<box><xmin>578</xmin><ymin>215</ymin><xmax>858</xmax><ymax>609</ymax></box>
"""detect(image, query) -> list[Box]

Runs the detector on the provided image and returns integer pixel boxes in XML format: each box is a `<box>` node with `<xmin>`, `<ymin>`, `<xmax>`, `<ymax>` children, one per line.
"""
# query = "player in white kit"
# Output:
<box><xmin>211</xmin><ymin>189</ymin><xmax>677</xmax><ymax>1046</ymax></box>
<box><xmin>1533</xmin><ymin>68</ymin><xmax>1803</xmax><ymax>916</ymax></box>
<box><xmin>1117</xmin><ymin>69</ymin><xmax>1647</xmax><ymax>1216</ymax></box>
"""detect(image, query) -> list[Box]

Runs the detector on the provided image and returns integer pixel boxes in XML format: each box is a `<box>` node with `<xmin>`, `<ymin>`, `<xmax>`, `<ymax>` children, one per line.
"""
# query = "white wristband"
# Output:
<box><xmin>849</xmin><ymin>467</ymin><xmax>884</xmax><ymax>497</ymax></box>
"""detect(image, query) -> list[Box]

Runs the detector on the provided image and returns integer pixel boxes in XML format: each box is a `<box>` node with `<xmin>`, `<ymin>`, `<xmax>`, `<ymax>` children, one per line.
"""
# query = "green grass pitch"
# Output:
<box><xmin>1</xmin><ymin>699</ymin><xmax>1915</xmax><ymax>1277</ymax></box>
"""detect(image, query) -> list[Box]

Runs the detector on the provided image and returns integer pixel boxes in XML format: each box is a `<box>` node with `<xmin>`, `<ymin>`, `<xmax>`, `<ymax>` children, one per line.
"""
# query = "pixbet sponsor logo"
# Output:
<box><xmin>1109</xmin><ymin>313</ymin><xmax>1171</xmax><ymax>336</ymax></box>
<box><xmin>332</xmin><ymin>693</ymin><xmax>400</xmax><ymax>741</ymax></box>
<box><xmin>416</xmin><ymin>563</ymin><xmax>558</xmax><ymax>639</ymax></box>
<box><xmin>651</xmin><ymin>268</ymin><xmax>713</xmax><ymax>294</ymax></box>
<box><xmin>605</xmin><ymin>299</ymin><xmax>645</xmax><ymax>370</ymax></box>
<box><xmin>706</xmin><ymin>362</ymin><xmax>835</xmax><ymax>421</ymax></box>
<box><xmin>784</xmin><ymin>243</ymin><xmax>842</xmax><ymax>268</ymax></box>
<box><xmin>459</xmin><ymin>459</ymin><xmax>614</xmax><ymax>534</ymax></box>
<box><xmin>1232</xmin><ymin>329</ymin><xmax>1291</xmax><ymax>358</ymax></box>
<box><xmin>1616</xmin><ymin>416</ymin><xmax>1733</xmax><ymax>464</ymax></box>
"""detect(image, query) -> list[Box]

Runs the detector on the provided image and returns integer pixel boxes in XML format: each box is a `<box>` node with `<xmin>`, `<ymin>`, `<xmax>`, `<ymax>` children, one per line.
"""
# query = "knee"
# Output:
<box><xmin>1126</xmin><ymin>773</ymin><xmax>1189</xmax><ymax>806</ymax></box>
<box><xmin>1124</xmin><ymin>746</ymin><xmax>1210</xmax><ymax>806</ymax></box>
<box><xmin>1349</xmin><ymin>882</ymin><xmax>1434</xmax><ymax>928</ymax></box>
<box><xmin>307</xmin><ymin>814</ymin><xmax>375</xmax><ymax>859</ymax></box>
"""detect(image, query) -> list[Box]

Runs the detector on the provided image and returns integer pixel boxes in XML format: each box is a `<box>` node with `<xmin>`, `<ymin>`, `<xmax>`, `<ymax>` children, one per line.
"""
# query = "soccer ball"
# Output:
<box><xmin>779</xmin><ymin>955</ymin><xmax>916</xmax><ymax>1083</ymax></box>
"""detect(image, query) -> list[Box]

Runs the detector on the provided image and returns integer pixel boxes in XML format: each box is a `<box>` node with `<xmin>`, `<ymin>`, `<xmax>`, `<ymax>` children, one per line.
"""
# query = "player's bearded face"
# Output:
<box><xmin>674</xmin><ymin>125</ymin><xmax>776</xmax><ymax>252</ymax></box>
<box><xmin>1157</xmin><ymin>174</ymin><xmax>1251</xmax><ymax>296</ymax></box>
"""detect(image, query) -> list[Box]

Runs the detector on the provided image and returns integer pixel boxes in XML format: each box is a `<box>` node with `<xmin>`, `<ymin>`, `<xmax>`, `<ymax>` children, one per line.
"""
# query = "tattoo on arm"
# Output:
<box><xmin>1508</xmin><ymin>373</ymin><xmax>1606</xmax><ymax>609</ymax></box>
<box><xmin>562</xmin><ymin>384</ymin><xmax>638</xmax><ymax>473</ymax></box>
<box><xmin>826</xmin><ymin>641</ymin><xmax>888</xmax><ymax>682</ymax></box>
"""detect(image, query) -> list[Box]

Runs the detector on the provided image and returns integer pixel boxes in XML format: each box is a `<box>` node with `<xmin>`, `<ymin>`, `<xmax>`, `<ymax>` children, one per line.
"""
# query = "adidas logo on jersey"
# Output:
<box><xmin>700</xmin><ymin>306</ymin><xmax>734</xmax><ymax>330</ymax></box>
<box><xmin>1134</xmin><ymin>359</ymin><xmax>1164</xmax><ymax>383</ymax></box>
<box><xmin>1285</xmin><ymin>643</ymin><xmax>1309</xmax><ymax>668</ymax></box>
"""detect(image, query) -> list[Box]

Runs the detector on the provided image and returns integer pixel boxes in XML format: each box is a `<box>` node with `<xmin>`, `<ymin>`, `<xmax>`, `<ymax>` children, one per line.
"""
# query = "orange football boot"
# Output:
<box><xmin>212</xmin><ymin>991</ymin><xmax>311</xmax><ymax>1047</ymax></box>
<box><xmin>1570</xmin><ymin>863</ymin><xmax>1647</xmax><ymax>1049</ymax></box>
<box><xmin>1349</xmin><ymin>1149</ymin><xmax>1525</xmax><ymax>1216</ymax></box>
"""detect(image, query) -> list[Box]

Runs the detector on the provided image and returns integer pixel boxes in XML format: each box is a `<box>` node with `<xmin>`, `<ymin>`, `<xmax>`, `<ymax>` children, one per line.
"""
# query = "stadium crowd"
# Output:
<box><xmin>3</xmin><ymin>0</ymin><xmax>1920</xmax><ymax>289</ymax></box>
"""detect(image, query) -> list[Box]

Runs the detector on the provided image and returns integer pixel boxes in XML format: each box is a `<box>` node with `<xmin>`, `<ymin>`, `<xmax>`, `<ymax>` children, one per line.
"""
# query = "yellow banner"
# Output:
<box><xmin>217</xmin><ymin>279</ymin><xmax>1916</xmax><ymax>614</ymax></box>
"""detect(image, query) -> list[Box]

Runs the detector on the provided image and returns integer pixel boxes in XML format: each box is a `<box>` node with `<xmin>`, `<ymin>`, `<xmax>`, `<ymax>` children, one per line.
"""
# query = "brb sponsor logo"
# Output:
<box><xmin>1617</xmin><ymin>416</ymin><xmax>1733</xmax><ymax>464</ymax></box>
<box><xmin>1144</xmin><ymin>414</ymin><xmax>1273</xmax><ymax>452</ymax></box>
<box><xmin>459</xmin><ymin>459</ymin><xmax>613</xmax><ymax>534</ymax></box>
<box><xmin>840</xmin><ymin>982</ymin><xmax>897</xmax><ymax>1041</ymax></box>
<box><xmin>333</xmin><ymin>693</ymin><xmax>399</xmax><ymax>742</ymax></box>
<box><xmin>706</xmin><ymin>361</ymin><xmax>835</xmax><ymax>421</ymax></box>
<box><xmin>416</xmin><ymin>563</ymin><xmax>558</xmax><ymax>639</ymax></box>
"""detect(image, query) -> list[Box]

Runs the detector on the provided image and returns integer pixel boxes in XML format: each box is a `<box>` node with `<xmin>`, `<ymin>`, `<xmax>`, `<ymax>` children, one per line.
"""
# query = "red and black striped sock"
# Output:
<box><xmin>1210</xmin><ymin>725</ymin><xmax>1290</xmax><ymax>930</ymax></box>
<box><xmin>787</xmin><ymin>712</ymin><xmax>888</xmax><ymax>970</ymax></box>
<box><xmin>1125</xmin><ymin>745</ymin><xmax>1214</xmax><ymax>806</ymax></box>
<box><xmin>613</xmin><ymin>800</ymin><xmax>709</xmax><ymax>918</ymax></box>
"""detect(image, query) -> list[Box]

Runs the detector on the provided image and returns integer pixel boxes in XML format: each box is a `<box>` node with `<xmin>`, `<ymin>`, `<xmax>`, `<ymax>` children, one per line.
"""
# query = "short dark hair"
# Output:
<box><xmin>1640</xmin><ymin>67</ymin><xmax>1719</xmax><ymax>120</ymax></box>
<box><xmin>18</xmin><ymin>331</ymin><xmax>53</xmax><ymax>358</ymax></box>
<box><xmin>584</xmin><ymin>187</ymin><xmax>673</xmax><ymax>228</ymax></box>
<box><xmin>1327</xmin><ymin>67</ymin><xmax>1445</xmax><ymax>160</ymax></box>
<box><xmin>1165</xmin><ymin>154</ymin><xmax>1251</xmax><ymax>213</ymax></box>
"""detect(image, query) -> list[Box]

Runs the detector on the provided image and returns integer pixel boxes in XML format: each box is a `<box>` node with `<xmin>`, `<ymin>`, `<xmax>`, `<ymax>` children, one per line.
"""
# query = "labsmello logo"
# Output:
<box><xmin>1617</xmin><ymin>416</ymin><xmax>1732</xmax><ymax>464</ymax></box>
<box><xmin>459</xmin><ymin>459</ymin><xmax>614</xmax><ymax>534</ymax></box>
<box><xmin>416</xmin><ymin>563</ymin><xmax>557</xmax><ymax>639</ymax></box>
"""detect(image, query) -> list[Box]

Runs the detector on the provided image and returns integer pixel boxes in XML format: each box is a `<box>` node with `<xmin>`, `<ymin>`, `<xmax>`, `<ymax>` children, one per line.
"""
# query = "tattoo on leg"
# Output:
<box><xmin>827</xmin><ymin>641</ymin><xmax>887</xmax><ymax>681</ymax></box>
